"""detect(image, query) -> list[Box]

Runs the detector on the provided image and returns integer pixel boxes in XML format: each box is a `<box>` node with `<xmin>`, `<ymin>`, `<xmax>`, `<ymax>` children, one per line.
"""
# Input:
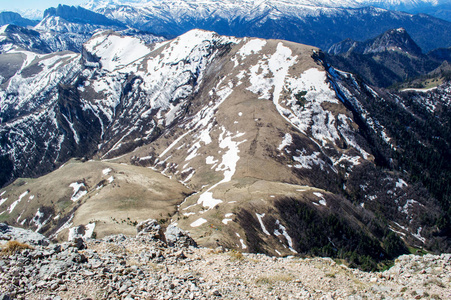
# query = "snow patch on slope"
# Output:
<box><xmin>7</xmin><ymin>191</ymin><xmax>29</xmax><ymax>214</ymax></box>
<box><xmin>278</xmin><ymin>133</ymin><xmax>292</xmax><ymax>151</ymax></box>
<box><xmin>238</xmin><ymin>39</ymin><xmax>267</xmax><ymax>58</ymax></box>
<box><xmin>293</xmin><ymin>149</ymin><xmax>325</xmax><ymax>170</ymax></box>
<box><xmin>190</xmin><ymin>218</ymin><xmax>207</xmax><ymax>227</ymax></box>
<box><xmin>84</xmin><ymin>32</ymin><xmax>151</xmax><ymax>72</ymax></box>
<box><xmin>69</xmin><ymin>182</ymin><xmax>87</xmax><ymax>202</ymax></box>
<box><xmin>274</xmin><ymin>220</ymin><xmax>297</xmax><ymax>253</ymax></box>
<box><xmin>256</xmin><ymin>213</ymin><xmax>271</xmax><ymax>235</ymax></box>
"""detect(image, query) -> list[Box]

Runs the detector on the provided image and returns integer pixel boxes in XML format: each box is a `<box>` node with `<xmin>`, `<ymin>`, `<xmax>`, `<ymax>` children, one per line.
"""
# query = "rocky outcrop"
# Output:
<box><xmin>164</xmin><ymin>224</ymin><xmax>197</xmax><ymax>248</ymax></box>
<box><xmin>136</xmin><ymin>220</ymin><xmax>197</xmax><ymax>248</ymax></box>
<box><xmin>136</xmin><ymin>219</ymin><xmax>162</xmax><ymax>238</ymax></box>
<box><xmin>0</xmin><ymin>223</ymin><xmax>49</xmax><ymax>246</ymax></box>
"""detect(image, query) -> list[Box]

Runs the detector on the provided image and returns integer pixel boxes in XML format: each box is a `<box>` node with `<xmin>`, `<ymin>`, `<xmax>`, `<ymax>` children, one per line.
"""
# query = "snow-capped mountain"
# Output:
<box><xmin>328</xmin><ymin>28</ymin><xmax>423</xmax><ymax>56</ymax></box>
<box><xmin>0</xmin><ymin>23</ymin><xmax>99</xmax><ymax>54</ymax></box>
<box><xmin>1</xmin><ymin>29</ymin><xmax>449</xmax><ymax>265</ymax></box>
<box><xmin>0</xmin><ymin>5</ymin><xmax>165</xmax><ymax>55</ymax></box>
<box><xmin>83</xmin><ymin>0</ymin><xmax>451</xmax><ymax>11</ymax></box>
<box><xmin>360</xmin><ymin>0</ymin><xmax>450</xmax><ymax>10</ymax></box>
<box><xmin>40</xmin><ymin>4</ymin><xmax>126</xmax><ymax>32</ymax></box>
<box><xmin>13</xmin><ymin>9</ymin><xmax>43</xmax><ymax>21</ymax></box>
<box><xmin>81</xmin><ymin>0</ymin><xmax>451</xmax><ymax>52</ymax></box>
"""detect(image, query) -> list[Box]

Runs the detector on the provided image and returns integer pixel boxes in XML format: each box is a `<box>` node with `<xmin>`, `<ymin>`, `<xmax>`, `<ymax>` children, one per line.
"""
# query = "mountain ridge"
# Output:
<box><xmin>1</xmin><ymin>29</ymin><xmax>449</xmax><ymax>269</ymax></box>
<box><xmin>0</xmin><ymin>11</ymin><xmax>38</xmax><ymax>27</ymax></box>
<box><xmin>83</xmin><ymin>0</ymin><xmax>451</xmax><ymax>11</ymax></box>
<box><xmin>43</xmin><ymin>4</ymin><xmax>125</xmax><ymax>28</ymax></box>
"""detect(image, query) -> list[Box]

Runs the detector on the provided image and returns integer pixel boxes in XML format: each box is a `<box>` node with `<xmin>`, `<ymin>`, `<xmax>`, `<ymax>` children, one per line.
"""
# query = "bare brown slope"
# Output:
<box><xmin>0</xmin><ymin>159</ymin><xmax>191</xmax><ymax>240</ymax></box>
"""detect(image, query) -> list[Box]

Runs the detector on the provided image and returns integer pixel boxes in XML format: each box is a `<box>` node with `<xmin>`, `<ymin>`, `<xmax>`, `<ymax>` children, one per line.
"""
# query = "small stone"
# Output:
<box><xmin>73</xmin><ymin>238</ymin><xmax>86</xmax><ymax>250</ymax></box>
<box><xmin>176</xmin><ymin>251</ymin><xmax>186</xmax><ymax>260</ymax></box>
<box><xmin>119</xmin><ymin>284</ymin><xmax>129</xmax><ymax>294</ymax></box>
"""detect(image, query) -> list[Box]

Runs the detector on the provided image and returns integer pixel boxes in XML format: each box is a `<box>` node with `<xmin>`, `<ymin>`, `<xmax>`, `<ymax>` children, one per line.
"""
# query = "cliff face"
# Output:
<box><xmin>0</xmin><ymin>12</ymin><xmax>38</xmax><ymax>27</ymax></box>
<box><xmin>43</xmin><ymin>5</ymin><xmax>125</xmax><ymax>28</ymax></box>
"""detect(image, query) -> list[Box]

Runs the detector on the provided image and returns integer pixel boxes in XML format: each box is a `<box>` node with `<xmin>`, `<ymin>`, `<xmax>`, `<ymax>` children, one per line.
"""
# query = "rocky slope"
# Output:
<box><xmin>0</xmin><ymin>222</ymin><xmax>450</xmax><ymax>300</ymax></box>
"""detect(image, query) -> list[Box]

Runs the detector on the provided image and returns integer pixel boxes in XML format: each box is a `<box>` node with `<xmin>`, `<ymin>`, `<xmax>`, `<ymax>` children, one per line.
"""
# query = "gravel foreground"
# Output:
<box><xmin>0</xmin><ymin>221</ymin><xmax>450</xmax><ymax>300</ymax></box>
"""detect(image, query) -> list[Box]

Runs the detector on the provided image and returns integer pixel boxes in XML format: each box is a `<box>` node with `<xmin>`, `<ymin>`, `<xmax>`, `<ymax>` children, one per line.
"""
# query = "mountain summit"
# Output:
<box><xmin>328</xmin><ymin>28</ymin><xmax>423</xmax><ymax>56</ymax></box>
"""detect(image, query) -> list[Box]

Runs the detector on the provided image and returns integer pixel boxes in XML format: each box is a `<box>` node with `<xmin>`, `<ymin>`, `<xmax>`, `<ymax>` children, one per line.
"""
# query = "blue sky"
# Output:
<box><xmin>0</xmin><ymin>0</ymin><xmax>84</xmax><ymax>11</ymax></box>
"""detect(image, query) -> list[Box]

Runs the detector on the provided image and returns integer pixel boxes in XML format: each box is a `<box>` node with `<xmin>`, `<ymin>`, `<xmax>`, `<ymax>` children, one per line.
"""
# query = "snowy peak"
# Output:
<box><xmin>29</xmin><ymin>5</ymin><xmax>162</xmax><ymax>54</ymax></box>
<box><xmin>363</xmin><ymin>27</ymin><xmax>423</xmax><ymax>56</ymax></box>
<box><xmin>328</xmin><ymin>27</ymin><xmax>423</xmax><ymax>56</ymax></box>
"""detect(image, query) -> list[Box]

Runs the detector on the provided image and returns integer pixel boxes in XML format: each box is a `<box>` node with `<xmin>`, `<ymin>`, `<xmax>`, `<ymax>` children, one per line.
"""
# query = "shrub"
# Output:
<box><xmin>1</xmin><ymin>240</ymin><xmax>33</xmax><ymax>256</ymax></box>
<box><xmin>228</xmin><ymin>250</ymin><xmax>244</xmax><ymax>261</ymax></box>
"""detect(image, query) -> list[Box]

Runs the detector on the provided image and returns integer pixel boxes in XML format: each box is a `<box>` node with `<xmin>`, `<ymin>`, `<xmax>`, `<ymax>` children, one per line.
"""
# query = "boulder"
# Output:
<box><xmin>136</xmin><ymin>219</ymin><xmax>161</xmax><ymax>238</ymax></box>
<box><xmin>73</xmin><ymin>237</ymin><xmax>86</xmax><ymax>250</ymax></box>
<box><xmin>164</xmin><ymin>224</ymin><xmax>196</xmax><ymax>247</ymax></box>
